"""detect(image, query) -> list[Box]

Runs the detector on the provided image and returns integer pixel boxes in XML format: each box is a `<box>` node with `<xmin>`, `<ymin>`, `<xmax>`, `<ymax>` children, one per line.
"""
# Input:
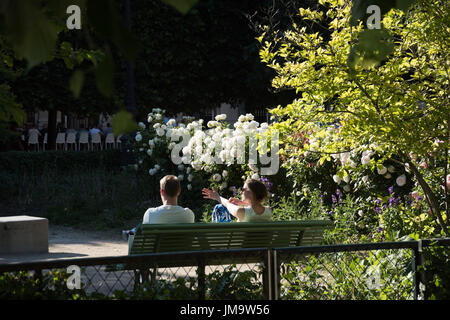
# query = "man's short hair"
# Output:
<box><xmin>160</xmin><ymin>175</ymin><xmax>181</xmax><ymax>197</ymax></box>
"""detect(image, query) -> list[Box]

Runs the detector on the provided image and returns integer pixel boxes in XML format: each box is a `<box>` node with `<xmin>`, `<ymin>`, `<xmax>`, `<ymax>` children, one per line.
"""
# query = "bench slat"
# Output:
<box><xmin>129</xmin><ymin>220</ymin><xmax>332</xmax><ymax>255</ymax></box>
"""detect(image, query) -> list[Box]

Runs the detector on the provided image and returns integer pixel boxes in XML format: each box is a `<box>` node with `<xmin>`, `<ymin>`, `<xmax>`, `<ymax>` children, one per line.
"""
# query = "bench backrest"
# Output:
<box><xmin>128</xmin><ymin>220</ymin><xmax>333</xmax><ymax>255</ymax></box>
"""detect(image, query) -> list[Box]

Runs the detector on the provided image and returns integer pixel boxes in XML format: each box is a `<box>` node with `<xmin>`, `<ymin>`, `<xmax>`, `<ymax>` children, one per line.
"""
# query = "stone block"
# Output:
<box><xmin>0</xmin><ymin>215</ymin><xmax>48</xmax><ymax>254</ymax></box>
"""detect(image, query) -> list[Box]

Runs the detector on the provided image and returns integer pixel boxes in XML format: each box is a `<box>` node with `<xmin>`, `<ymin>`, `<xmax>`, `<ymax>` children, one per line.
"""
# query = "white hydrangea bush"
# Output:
<box><xmin>133</xmin><ymin>108</ymin><xmax>274</xmax><ymax>197</ymax></box>
<box><xmin>300</xmin><ymin>125</ymin><xmax>413</xmax><ymax>195</ymax></box>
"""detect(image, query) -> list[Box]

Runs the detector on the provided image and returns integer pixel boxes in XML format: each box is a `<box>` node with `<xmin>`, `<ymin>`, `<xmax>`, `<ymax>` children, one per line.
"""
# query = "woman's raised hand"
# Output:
<box><xmin>202</xmin><ymin>187</ymin><xmax>221</xmax><ymax>202</ymax></box>
<box><xmin>228</xmin><ymin>197</ymin><xmax>246</xmax><ymax>206</ymax></box>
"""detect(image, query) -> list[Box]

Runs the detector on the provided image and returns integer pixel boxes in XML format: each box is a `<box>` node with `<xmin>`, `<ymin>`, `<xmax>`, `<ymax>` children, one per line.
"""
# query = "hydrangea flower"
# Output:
<box><xmin>135</xmin><ymin>133</ymin><xmax>142</xmax><ymax>142</ymax></box>
<box><xmin>361</xmin><ymin>155</ymin><xmax>370</xmax><ymax>165</ymax></box>
<box><xmin>251</xmin><ymin>173</ymin><xmax>260</xmax><ymax>180</ymax></box>
<box><xmin>396</xmin><ymin>174</ymin><xmax>406</xmax><ymax>186</ymax></box>
<box><xmin>333</xmin><ymin>175</ymin><xmax>341</xmax><ymax>184</ymax></box>
<box><xmin>156</xmin><ymin>128</ymin><xmax>165</xmax><ymax>136</ymax></box>
<box><xmin>215</xmin><ymin>114</ymin><xmax>226</xmax><ymax>121</ymax></box>
<box><xmin>377</xmin><ymin>166</ymin><xmax>387</xmax><ymax>175</ymax></box>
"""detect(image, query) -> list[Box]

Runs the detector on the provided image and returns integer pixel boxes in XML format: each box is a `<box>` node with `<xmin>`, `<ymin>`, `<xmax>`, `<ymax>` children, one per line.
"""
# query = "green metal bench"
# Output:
<box><xmin>118</xmin><ymin>220</ymin><xmax>333</xmax><ymax>298</ymax></box>
<box><xmin>128</xmin><ymin>220</ymin><xmax>334</xmax><ymax>256</ymax></box>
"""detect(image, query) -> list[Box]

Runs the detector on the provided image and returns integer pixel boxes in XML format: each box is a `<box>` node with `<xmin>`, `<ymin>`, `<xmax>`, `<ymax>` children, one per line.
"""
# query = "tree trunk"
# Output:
<box><xmin>47</xmin><ymin>109</ymin><xmax>57</xmax><ymax>150</ymax></box>
<box><xmin>400</xmin><ymin>152</ymin><xmax>449</xmax><ymax>236</ymax></box>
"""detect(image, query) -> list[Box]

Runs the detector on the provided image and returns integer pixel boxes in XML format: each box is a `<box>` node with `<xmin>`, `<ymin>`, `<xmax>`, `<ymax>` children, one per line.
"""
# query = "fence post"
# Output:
<box><xmin>413</xmin><ymin>239</ymin><xmax>424</xmax><ymax>300</ymax></box>
<box><xmin>272</xmin><ymin>250</ymin><xmax>280</xmax><ymax>300</ymax></box>
<box><xmin>197</xmin><ymin>259</ymin><xmax>206</xmax><ymax>300</ymax></box>
<box><xmin>262</xmin><ymin>249</ymin><xmax>273</xmax><ymax>300</ymax></box>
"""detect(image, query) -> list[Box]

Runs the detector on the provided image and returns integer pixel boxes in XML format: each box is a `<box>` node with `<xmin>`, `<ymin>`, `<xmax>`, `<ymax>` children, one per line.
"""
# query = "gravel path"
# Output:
<box><xmin>0</xmin><ymin>225</ymin><xmax>129</xmax><ymax>264</ymax></box>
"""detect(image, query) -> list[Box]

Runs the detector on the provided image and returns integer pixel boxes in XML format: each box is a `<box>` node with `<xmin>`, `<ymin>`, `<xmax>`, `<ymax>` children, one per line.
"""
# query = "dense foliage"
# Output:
<box><xmin>260</xmin><ymin>0</ymin><xmax>449</xmax><ymax>236</ymax></box>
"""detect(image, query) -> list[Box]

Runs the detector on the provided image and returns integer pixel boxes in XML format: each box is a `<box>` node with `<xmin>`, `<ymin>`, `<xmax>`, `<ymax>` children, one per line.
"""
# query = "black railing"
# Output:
<box><xmin>1</xmin><ymin>239</ymin><xmax>449</xmax><ymax>300</ymax></box>
<box><xmin>273</xmin><ymin>238</ymin><xmax>450</xmax><ymax>300</ymax></box>
<box><xmin>0</xmin><ymin>248</ymin><xmax>271</xmax><ymax>300</ymax></box>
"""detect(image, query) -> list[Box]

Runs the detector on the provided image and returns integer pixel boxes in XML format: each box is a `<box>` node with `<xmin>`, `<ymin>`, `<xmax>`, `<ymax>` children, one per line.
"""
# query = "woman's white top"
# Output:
<box><xmin>240</xmin><ymin>206</ymin><xmax>272</xmax><ymax>222</ymax></box>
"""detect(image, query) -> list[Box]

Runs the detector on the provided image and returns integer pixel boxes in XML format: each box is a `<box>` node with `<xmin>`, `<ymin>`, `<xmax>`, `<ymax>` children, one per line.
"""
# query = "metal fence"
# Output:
<box><xmin>0</xmin><ymin>248</ymin><xmax>270</xmax><ymax>300</ymax></box>
<box><xmin>1</xmin><ymin>239</ymin><xmax>449</xmax><ymax>300</ymax></box>
<box><xmin>273</xmin><ymin>238</ymin><xmax>450</xmax><ymax>300</ymax></box>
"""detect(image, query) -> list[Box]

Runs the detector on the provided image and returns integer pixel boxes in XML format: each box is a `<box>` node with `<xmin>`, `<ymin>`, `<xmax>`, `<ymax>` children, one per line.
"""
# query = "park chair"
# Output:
<box><xmin>116</xmin><ymin>134</ymin><xmax>123</xmax><ymax>149</ymax></box>
<box><xmin>66</xmin><ymin>132</ymin><xmax>77</xmax><ymax>151</ymax></box>
<box><xmin>91</xmin><ymin>132</ymin><xmax>102</xmax><ymax>150</ymax></box>
<box><xmin>56</xmin><ymin>132</ymin><xmax>66</xmax><ymax>150</ymax></box>
<box><xmin>78</xmin><ymin>131</ymin><xmax>89</xmax><ymax>151</ymax></box>
<box><xmin>105</xmin><ymin>133</ymin><xmax>116</xmax><ymax>149</ymax></box>
<box><xmin>27</xmin><ymin>131</ymin><xmax>40</xmax><ymax>151</ymax></box>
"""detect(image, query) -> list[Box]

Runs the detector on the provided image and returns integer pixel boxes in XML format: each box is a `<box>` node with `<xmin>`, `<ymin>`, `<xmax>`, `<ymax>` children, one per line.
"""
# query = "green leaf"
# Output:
<box><xmin>111</xmin><ymin>111</ymin><xmax>138</xmax><ymax>136</ymax></box>
<box><xmin>161</xmin><ymin>0</ymin><xmax>198</xmax><ymax>14</ymax></box>
<box><xmin>69</xmin><ymin>70</ymin><xmax>85</xmax><ymax>98</ymax></box>
<box><xmin>350</xmin><ymin>0</ymin><xmax>416</xmax><ymax>27</ymax></box>
<box><xmin>1</xmin><ymin>0</ymin><xmax>59</xmax><ymax>69</ymax></box>
<box><xmin>95</xmin><ymin>50</ymin><xmax>114</xmax><ymax>97</ymax></box>
<box><xmin>347</xmin><ymin>29</ymin><xmax>394</xmax><ymax>69</ymax></box>
<box><xmin>350</xmin><ymin>0</ymin><xmax>392</xmax><ymax>27</ymax></box>
<box><xmin>395</xmin><ymin>0</ymin><xmax>417</xmax><ymax>12</ymax></box>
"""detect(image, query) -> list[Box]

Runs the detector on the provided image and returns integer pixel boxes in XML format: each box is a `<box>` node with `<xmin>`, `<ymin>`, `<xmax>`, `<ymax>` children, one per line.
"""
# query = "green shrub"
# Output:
<box><xmin>280</xmin><ymin>248</ymin><xmax>415</xmax><ymax>300</ymax></box>
<box><xmin>0</xmin><ymin>150</ymin><xmax>122</xmax><ymax>176</ymax></box>
<box><xmin>1</xmin><ymin>264</ymin><xmax>263</xmax><ymax>300</ymax></box>
<box><xmin>0</xmin><ymin>270</ymin><xmax>87</xmax><ymax>300</ymax></box>
<box><xmin>422</xmin><ymin>245</ymin><xmax>450</xmax><ymax>300</ymax></box>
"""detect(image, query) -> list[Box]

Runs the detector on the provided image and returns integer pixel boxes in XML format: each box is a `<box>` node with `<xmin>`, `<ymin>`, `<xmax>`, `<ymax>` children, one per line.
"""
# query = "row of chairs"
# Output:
<box><xmin>28</xmin><ymin>132</ymin><xmax>123</xmax><ymax>151</ymax></box>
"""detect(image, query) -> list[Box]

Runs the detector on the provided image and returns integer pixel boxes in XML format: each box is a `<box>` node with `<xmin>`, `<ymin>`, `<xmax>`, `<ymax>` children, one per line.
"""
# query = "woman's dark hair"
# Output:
<box><xmin>246</xmin><ymin>179</ymin><xmax>268</xmax><ymax>201</ymax></box>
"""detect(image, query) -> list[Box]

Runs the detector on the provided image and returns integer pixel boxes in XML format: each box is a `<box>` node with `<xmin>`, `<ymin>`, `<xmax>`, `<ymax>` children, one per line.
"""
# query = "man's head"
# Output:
<box><xmin>160</xmin><ymin>175</ymin><xmax>181</xmax><ymax>200</ymax></box>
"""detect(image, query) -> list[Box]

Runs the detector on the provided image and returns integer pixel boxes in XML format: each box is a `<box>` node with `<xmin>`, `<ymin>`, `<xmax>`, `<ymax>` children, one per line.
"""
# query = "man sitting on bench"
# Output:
<box><xmin>122</xmin><ymin>175</ymin><xmax>194</xmax><ymax>239</ymax></box>
<box><xmin>143</xmin><ymin>175</ymin><xmax>195</xmax><ymax>224</ymax></box>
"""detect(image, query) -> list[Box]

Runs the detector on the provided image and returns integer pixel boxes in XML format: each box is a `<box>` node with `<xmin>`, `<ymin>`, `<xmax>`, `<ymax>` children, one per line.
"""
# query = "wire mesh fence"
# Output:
<box><xmin>0</xmin><ymin>248</ymin><xmax>270</xmax><ymax>300</ymax></box>
<box><xmin>275</xmin><ymin>247</ymin><xmax>415</xmax><ymax>300</ymax></box>
<box><xmin>273</xmin><ymin>239</ymin><xmax>450</xmax><ymax>300</ymax></box>
<box><xmin>1</xmin><ymin>239</ymin><xmax>449</xmax><ymax>300</ymax></box>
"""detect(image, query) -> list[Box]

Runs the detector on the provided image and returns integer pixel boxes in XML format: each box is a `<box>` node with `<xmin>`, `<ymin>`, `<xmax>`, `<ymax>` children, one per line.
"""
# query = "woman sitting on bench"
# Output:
<box><xmin>202</xmin><ymin>178</ymin><xmax>272</xmax><ymax>222</ymax></box>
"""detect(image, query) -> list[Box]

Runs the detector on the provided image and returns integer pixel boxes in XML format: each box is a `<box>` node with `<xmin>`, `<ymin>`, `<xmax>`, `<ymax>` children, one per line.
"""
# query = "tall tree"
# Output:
<box><xmin>261</xmin><ymin>0</ymin><xmax>449</xmax><ymax>235</ymax></box>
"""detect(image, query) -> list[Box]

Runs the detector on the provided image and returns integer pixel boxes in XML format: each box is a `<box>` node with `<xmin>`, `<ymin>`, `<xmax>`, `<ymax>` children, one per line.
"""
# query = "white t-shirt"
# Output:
<box><xmin>240</xmin><ymin>206</ymin><xmax>272</xmax><ymax>222</ymax></box>
<box><xmin>143</xmin><ymin>205</ymin><xmax>195</xmax><ymax>224</ymax></box>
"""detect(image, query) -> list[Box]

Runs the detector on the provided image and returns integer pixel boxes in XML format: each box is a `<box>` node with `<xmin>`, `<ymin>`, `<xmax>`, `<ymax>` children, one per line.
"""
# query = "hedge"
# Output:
<box><xmin>0</xmin><ymin>150</ymin><xmax>123</xmax><ymax>175</ymax></box>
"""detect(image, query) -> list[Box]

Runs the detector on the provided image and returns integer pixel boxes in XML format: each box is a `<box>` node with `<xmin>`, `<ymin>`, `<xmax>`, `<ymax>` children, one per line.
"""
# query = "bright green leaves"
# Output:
<box><xmin>348</xmin><ymin>29</ymin><xmax>394</xmax><ymax>69</ymax></box>
<box><xmin>59</xmin><ymin>41</ymin><xmax>105</xmax><ymax>98</ymax></box>
<box><xmin>262</xmin><ymin>0</ymin><xmax>449</xmax><ymax>173</ymax></box>
<box><xmin>350</xmin><ymin>0</ymin><xmax>417</xmax><ymax>26</ymax></box>
<box><xmin>69</xmin><ymin>70</ymin><xmax>84</xmax><ymax>99</ymax></box>
<box><xmin>111</xmin><ymin>111</ymin><xmax>138</xmax><ymax>137</ymax></box>
<box><xmin>348</xmin><ymin>0</ymin><xmax>417</xmax><ymax>68</ymax></box>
